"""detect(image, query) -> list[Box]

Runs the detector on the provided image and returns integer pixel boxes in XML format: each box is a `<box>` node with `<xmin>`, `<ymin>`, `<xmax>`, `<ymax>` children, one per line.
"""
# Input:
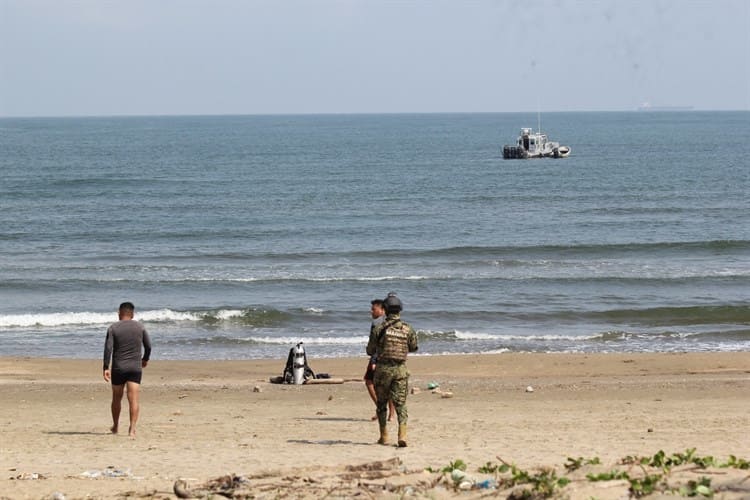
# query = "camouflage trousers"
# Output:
<box><xmin>374</xmin><ymin>361</ymin><xmax>409</xmax><ymax>427</ymax></box>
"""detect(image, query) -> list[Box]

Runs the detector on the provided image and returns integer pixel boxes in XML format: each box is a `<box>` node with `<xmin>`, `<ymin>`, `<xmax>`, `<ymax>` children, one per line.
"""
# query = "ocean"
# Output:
<box><xmin>1</xmin><ymin>112</ymin><xmax>748</xmax><ymax>360</ymax></box>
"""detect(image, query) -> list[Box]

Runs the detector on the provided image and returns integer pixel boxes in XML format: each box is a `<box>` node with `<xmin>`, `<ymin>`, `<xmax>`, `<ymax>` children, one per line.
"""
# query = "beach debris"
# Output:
<box><xmin>51</xmin><ymin>493</ymin><xmax>66</xmax><ymax>500</ymax></box>
<box><xmin>253</xmin><ymin>385</ymin><xmax>262</xmax><ymax>393</ymax></box>
<box><xmin>173</xmin><ymin>479</ymin><xmax>192</xmax><ymax>498</ymax></box>
<box><xmin>172</xmin><ymin>458</ymin><xmax>411</xmax><ymax>498</ymax></box>
<box><xmin>343</xmin><ymin>457</ymin><xmax>403</xmax><ymax>479</ymax></box>
<box><xmin>304</xmin><ymin>377</ymin><xmax>345</xmax><ymax>384</ymax></box>
<box><xmin>476</xmin><ymin>478</ymin><xmax>497</xmax><ymax>489</ymax></box>
<box><xmin>174</xmin><ymin>474</ymin><xmax>249</xmax><ymax>499</ymax></box>
<box><xmin>80</xmin><ymin>466</ymin><xmax>132</xmax><ymax>479</ymax></box>
<box><xmin>427</xmin><ymin>381</ymin><xmax>439</xmax><ymax>390</ymax></box>
<box><xmin>105</xmin><ymin>451</ymin><xmax>750</xmax><ymax>499</ymax></box>
<box><xmin>11</xmin><ymin>472</ymin><xmax>46</xmax><ymax>480</ymax></box>
<box><xmin>411</xmin><ymin>386</ymin><xmax>421</xmax><ymax>394</ymax></box>
<box><xmin>441</xmin><ymin>466</ymin><xmax>496</xmax><ymax>490</ymax></box>
<box><xmin>451</xmin><ymin>468</ymin><xmax>472</xmax><ymax>489</ymax></box>
<box><xmin>525</xmin><ymin>385</ymin><xmax>534</xmax><ymax>393</ymax></box>
<box><xmin>426</xmin><ymin>385</ymin><xmax>453</xmax><ymax>397</ymax></box>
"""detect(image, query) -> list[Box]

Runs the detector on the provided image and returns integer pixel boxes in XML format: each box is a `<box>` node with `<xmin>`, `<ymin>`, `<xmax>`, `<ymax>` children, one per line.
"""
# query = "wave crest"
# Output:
<box><xmin>0</xmin><ymin>307</ymin><xmax>290</xmax><ymax>328</ymax></box>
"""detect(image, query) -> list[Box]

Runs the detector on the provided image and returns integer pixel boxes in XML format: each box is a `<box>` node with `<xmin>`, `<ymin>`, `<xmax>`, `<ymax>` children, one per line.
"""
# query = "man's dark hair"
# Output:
<box><xmin>119</xmin><ymin>302</ymin><xmax>135</xmax><ymax>313</ymax></box>
<box><xmin>371</xmin><ymin>299</ymin><xmax>385</xmax><ymax>307</ymax></box>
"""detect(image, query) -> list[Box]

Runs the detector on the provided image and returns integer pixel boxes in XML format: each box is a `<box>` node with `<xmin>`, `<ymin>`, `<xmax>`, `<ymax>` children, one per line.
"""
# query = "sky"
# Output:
<box><xmin>1</xmin><ymin>0</ymin><xmax>748</xmax><ymax>117</ymax></box>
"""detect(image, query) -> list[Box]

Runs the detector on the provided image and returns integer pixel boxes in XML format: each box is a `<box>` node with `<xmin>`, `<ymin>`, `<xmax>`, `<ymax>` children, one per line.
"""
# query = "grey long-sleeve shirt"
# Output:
<box><xmin>103</xmin><ymin>319</ymin><xmax>151</xmax><ymax>372</ymax></box>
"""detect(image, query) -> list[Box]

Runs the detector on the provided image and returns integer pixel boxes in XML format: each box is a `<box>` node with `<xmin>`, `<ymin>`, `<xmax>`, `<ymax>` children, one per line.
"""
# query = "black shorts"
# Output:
<box><xmin>111</xmin><ymin>370</ymin><xmax>142</xmax><ymax>386</ymax></box>
<box><xmin>364</xmin><ymin>362</ymin><xmax>376</xmax><ymax>381</ymax></box>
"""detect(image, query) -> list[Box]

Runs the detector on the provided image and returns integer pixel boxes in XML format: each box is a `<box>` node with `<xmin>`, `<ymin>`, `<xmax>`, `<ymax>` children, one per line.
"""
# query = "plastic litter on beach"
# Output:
<box><xmin>476</xmin><ymin>478</ymin><xmax>497</xmax><ymax>489</ymax></box>
<box><xmin>11</xmin><ymin>472</ymin><xmax>47</xmax><ymax>480</ymax></box>
<box><xmin>445</xmin><ymin>468</ymin><xmax>497</xmax><ymax>491</ymax></box>
<box><xmin>424</xmin><ymin>383</ymin><xmax>454</xmax><ymax>398</ymax></box>
<box><xmin>80</xmin><ymin>467</ymin><xmax>133</xmax><ymax>479</ymax></box>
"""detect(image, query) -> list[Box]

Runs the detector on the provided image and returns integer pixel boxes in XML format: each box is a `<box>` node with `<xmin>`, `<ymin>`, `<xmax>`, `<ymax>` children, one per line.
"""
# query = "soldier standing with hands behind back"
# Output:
<box><xmin>366</xmin><ymin>292</ymin><xmax>418</xmax><ymax>447</ymax></box>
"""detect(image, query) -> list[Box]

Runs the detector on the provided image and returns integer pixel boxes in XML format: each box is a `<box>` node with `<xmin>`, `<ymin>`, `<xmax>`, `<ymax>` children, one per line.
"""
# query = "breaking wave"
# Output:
<box><xmin>0</xmin><ymin>307</ymin><xmax>291</xmax><ymax>329</ymax></box>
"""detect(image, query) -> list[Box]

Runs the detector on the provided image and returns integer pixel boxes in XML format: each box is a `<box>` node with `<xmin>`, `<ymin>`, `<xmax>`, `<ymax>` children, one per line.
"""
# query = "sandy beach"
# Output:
<box><xmin>1</xmin><ymin>352</ymin><xmax>749</xmax><ymax>499</ymax></box>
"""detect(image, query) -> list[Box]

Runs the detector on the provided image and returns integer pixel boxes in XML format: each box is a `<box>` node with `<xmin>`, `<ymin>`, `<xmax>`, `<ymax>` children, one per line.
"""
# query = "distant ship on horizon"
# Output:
<box><xmin>636</xmin><ymin>102</ymin><xmax>694</xmax><ymax>112</ymax></box>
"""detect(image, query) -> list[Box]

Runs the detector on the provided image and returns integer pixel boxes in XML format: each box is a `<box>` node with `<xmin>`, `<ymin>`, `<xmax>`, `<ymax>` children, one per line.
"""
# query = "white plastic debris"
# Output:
<box><xmin>80</xmin><ymin>467</ymin><xmax>132</xmax><ymax>478</ymax></box>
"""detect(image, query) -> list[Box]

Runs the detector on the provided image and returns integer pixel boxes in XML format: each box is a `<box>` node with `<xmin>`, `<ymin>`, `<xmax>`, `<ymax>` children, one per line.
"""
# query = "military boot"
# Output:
<box><xmin>397</xmin><ymin>423</ymin><xmax>407</xmax><ymax>447</ymax></box>
<box><xmin>377</xmin><ymin>425</ymin><xmax>389</xmax><ymax>445</ymax></box>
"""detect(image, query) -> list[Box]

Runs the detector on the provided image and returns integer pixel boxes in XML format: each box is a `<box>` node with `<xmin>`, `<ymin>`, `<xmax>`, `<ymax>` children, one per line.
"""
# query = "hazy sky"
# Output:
<box><xmin>1</xmin><ymin>0</ymin><xmax>748</xmax><ymax>117</ymax></box>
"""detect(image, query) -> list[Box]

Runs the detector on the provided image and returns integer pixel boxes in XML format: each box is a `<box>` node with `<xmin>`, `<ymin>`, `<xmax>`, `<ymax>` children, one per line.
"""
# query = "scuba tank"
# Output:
<box><xmin>292</xmin><ymin>342</ymin><xmax>306</xmax><ymax>385</ymax></box>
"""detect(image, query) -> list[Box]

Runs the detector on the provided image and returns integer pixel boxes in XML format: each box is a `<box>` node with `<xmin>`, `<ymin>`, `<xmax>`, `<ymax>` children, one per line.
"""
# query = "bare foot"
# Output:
<box><xmin>128</xmin><ymin>427</ymin><xmax>136</xmax><ymax>438</ymax></box>
<box><xmin>388</xmin><ymin>414</ymin><xmax>395</xmax><ymax>422</ymax></box>
<box><xmin>371</xmin><ymin>415</ymin><xmax>377</xmax><ymax>421</ymax></box>
<box><xmin>110</xmin><ymin>425</ymin><xmax>118</xmax><ymax>434</ymax></box>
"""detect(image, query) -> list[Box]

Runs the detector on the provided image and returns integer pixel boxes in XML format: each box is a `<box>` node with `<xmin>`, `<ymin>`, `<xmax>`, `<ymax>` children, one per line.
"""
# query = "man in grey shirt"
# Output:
<box><xmin>103</xmin><ymin>302</ymin><xmax>151</xmax><ymax>438</ymax></box>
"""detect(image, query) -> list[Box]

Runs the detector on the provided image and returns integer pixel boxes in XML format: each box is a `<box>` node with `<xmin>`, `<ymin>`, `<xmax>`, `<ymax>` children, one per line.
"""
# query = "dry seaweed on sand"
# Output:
<box><xmin>169</xmin><ymin>458</ymin><xmax>433</xmax><ymax>499</ymax></box>
<box><xmin>122</xmin><ymin>452</ymin><xmax>750</xmax><ymax>499</ymax></box>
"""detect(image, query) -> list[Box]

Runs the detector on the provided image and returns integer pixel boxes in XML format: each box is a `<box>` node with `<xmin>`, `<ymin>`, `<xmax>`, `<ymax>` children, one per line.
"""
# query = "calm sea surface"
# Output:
<box><xmin>1</xmin><ymin>112</ymin><xmax>748</xmax><ymax>360</ymax></box>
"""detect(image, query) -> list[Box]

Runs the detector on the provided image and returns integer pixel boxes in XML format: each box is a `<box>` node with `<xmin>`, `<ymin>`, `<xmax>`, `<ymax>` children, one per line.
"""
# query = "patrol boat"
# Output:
<box><xmin>502</xmin><ymin>127</ymin><xmax>571</xmax><ymax>159</ymax></box>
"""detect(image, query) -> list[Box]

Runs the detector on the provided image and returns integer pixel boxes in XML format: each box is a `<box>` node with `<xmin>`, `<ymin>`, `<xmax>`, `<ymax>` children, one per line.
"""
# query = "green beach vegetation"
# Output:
<box><xmin>430</xmin><ymin>449</ymin><xmax>749</xmax><ymax>498</ymax></box>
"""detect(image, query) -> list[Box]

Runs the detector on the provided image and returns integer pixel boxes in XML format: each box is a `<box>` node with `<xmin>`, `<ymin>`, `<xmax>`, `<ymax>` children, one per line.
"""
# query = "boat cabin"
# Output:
<box><xmin>518</xmin><ymin>128</ymin><xmax>548</xmax><ymax>155</ymax></box>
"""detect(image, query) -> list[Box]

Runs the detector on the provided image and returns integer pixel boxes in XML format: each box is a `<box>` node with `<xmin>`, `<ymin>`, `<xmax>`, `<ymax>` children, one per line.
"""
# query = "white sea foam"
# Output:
<box><xmin>450</xmin><ymin>330</ymin><xmax>600</xmax><ymax>342</ymax></box>
<box><xmin>247</xmin><ymin>336</ymin><xmax>369</xmax><ymax>345</ymax></box>
<box><xmin>0</xmin><ymin>308</ymin><xmax>246</xmax><ymax>328</ymax></box>
<box><xmin>303</xmin><ymin>307</ymin><xmax>325</xmax><ymax>314</ymax></box>
<box><xmin>210</xmin><ymin>309</ymin><xmax>247</xmax><ymax>320</ymax></box>
<box><xmin>0</xmin><ymin>311</ymin><xmax>115</xmax><ymax>328</ymax></box>
<box><xmin>452</xmin><ymin>330</ymin><xmax>500</xmax><ymax>340</ymax></box>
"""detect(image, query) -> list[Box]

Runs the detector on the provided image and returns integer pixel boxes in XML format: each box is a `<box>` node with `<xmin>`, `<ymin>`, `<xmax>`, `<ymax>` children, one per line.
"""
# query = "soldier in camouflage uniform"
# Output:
<box><xmin>366</xmin><ymin>292</ymin><xmax>418</xmax><ymax>447</ymax></box>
